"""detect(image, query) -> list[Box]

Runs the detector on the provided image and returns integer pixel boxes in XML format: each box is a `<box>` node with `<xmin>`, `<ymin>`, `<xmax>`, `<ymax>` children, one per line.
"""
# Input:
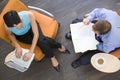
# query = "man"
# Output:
<box><xmin>71</xmin><ymin>8</ymin><xmax>120</xmax><ymax>68</ymax></box>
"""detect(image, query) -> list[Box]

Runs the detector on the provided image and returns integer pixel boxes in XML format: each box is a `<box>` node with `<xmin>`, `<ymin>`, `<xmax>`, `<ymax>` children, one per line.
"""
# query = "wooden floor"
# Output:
<box><xmin>1</xmin><ymin>0</ymin><xmax>120</xmax><ymax>80</ymax></box>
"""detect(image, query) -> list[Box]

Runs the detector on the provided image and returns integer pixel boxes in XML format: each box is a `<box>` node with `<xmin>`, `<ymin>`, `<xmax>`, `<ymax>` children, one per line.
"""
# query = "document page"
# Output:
<box><xmin>70</xmin><ymin>22</ymin><xmax>98</xmax><ymax>53</ymax></box>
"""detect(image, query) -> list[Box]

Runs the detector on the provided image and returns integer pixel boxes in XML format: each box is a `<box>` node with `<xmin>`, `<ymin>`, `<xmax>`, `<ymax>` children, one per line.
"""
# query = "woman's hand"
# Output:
<box><xmin>83</xmin><ymin>18</ymin><xmax>90</xmax><ymax>25</ymax></box>
<box><xmin>15</xmin><ymin>47</ymin><xmax>22</xmax><ymax>58</ymax></box>
<box><xmin>23</xmin><ymin>51</ymin><xmax>33</xmax><ymax>61</ymax></box>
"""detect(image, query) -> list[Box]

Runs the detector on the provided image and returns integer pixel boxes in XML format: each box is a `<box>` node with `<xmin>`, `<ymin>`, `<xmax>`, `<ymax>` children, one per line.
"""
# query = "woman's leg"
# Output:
<box><xmin>37</xmin><ymin>40</ymin><xmax>61</xmax><ymax>72</ymax></box>
<box><xmin>42</xmin><ymin>37</ymin><xmax>70</xmax><ymax>53</ymax></box>
<box><xmin>36</xmin><ymin>21</ymin><xmax>68</xmax><ymax>53</ymax></box>
<box><xmin>37</xmin><ymin>39</ymin><xmax>61</xmax><ymax>72</ymax></box>
<box><xmin>51</xmin><ymin>56</ymin><xmax>59</xmax><ymax>67</ymax></box>
<box><xmin>36</xmin><ymin>22</ymin><xmax>61</xmax><ymax>71</ymax></box>
<box><xmin>51</xmin><ymin>56</ymin><xmax>60</xmax><ymax>72</ymax></box>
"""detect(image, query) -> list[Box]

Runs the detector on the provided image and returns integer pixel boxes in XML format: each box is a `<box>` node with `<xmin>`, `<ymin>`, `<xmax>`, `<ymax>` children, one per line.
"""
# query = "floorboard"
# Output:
<box><xmin>1</xmin><ymin>0</ymin><xmax>120</xmax><ymax>80</ymax></box>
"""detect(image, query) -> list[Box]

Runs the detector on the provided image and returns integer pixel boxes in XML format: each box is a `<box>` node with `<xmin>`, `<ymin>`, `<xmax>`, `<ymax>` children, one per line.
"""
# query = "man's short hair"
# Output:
<box><xmin>3</xmin><ymin>10</ymin><xmax>21</xmax><ymax>27</ymax></box>
<box><xmin>92</xmin><ymin>20</ymin><xmax>111</xmax><ymax>35</ymax></box>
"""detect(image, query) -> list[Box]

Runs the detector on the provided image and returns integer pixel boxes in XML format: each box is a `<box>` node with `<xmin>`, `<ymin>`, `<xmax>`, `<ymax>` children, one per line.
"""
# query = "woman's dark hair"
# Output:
<box><xmin>3</xmin><ymin>10</ymin><xmax>21</xmax><ymax>27</ymax></box>
<box><xmin>92</xmin><ymin>20</ymin><xmax>111</xmax><ymax>35</ymax></box>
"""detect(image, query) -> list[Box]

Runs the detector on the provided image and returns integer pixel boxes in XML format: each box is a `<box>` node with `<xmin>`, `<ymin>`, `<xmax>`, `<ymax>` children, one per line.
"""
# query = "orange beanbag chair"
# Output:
<box><xmin>0</xmin><ymin>0</ymin><xmax>59</xmax><ymax>61</ymax></box>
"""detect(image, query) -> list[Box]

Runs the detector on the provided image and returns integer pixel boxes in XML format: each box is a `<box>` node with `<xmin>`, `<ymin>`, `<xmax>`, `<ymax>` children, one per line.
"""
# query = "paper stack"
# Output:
<box><xmin>70</xmin><ymin>22</ymin><xmax>98</xmax><ymax>53</ymax></box>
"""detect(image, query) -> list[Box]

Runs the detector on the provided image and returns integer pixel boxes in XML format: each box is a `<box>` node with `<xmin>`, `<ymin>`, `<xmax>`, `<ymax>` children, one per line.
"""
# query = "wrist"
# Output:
<box><xmin>15</xmin><ymin>45</ymin><xmax>21</xmax><ymax>48</ymax></box>
<box><xmin>29</xmin><ymin>50</ymin><xmax>33</xmax><ymax>54</ymax></box>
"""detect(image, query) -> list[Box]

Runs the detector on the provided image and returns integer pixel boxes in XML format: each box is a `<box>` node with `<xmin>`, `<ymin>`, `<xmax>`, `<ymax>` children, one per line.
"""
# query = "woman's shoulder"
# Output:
<box><xmin>19</xmin><ymin>10</ymin><xmax>29</xmax><ymax>13</ymax></box>
<box><xmin>18</xmin><ymin>11</ymin><xmax>33</xmax><ymax>16</ymax></box>
<box><xmin>19</xmin><ymin>11</ymin><xmax>33</xmax><ymax>17</ymax></box>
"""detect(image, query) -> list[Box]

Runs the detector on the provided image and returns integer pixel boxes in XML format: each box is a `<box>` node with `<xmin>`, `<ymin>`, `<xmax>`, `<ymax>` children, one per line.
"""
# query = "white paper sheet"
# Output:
<box><xmin>70</xmin><ymin>22</ymin><xmax>98</xmax><ymax>53</ymax></box>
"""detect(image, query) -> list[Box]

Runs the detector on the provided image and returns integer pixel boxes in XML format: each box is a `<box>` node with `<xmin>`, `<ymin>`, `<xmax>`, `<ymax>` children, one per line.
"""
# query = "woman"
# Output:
<box><xmin>3</xmin><ymin>10</ymin><xmax>69</xmax><ymax>72</ymax></box>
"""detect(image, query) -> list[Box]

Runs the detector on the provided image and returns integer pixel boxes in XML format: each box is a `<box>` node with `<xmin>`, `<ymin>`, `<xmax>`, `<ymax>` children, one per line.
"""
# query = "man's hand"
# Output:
<box><xmin>83</xmin><ymin>18</ymin><xmax>90</xmax><ymax>25</ymax></box>
<box><xmin>23</xmin><ymin>51</ymin><xmax>33</xmax><ymax>61</ymax></box>
<box><xmin>15</xmin><ymin>47</ymin><xmax>22</xmax><ymax>58</ymax></box>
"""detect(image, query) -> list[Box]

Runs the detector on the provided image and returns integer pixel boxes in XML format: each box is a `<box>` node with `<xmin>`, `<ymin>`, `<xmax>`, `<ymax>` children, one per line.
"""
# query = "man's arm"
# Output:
<box><xmin>83</xmin><ymin>8</ymin><xmax>109</xmax><ymax>24</ymax></box>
